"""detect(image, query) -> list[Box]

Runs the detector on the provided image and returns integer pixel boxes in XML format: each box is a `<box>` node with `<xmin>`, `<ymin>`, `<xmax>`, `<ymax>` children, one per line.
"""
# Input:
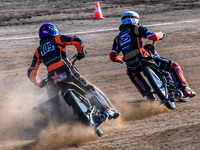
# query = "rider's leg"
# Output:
<box><xmin>126</xmin><ymin>69</ymin><xmax>155</xmax><ymax>101</ymax></box>
<box><xmin>45</xmin><ymin>85</ymin><xmax>63</xmax><ymax>121</ymax></box>
<box><xmin>152</xmin><ymin>55</ymin><xmax>196</xmax><ymax>98</ymax></box>
<box><xmin>60</xmin><ymin>58</ymin><xmax>120</xmax><ymax>120</ymax></box>
<box><xmin>72</xmin><ymin>70</ymin><xmax>120</xmax><ymax>120</ymax></box>
<box><xmin>170</xmin><ymin>61</ymin><xmax>196</xmax><ymax>98</ymax></box>
<box><xmin>46</xmin><ymin>85</ymin><xmax>60</xmax><ymax>106</ymax></box>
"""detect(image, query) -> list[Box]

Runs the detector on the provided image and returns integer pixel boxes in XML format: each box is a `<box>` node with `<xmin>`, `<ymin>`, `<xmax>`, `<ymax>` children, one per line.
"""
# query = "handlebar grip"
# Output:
<box><xmin>72</xmin><ymin>58</ymin><xmax>77</xmax><ymax>66</ymax></box>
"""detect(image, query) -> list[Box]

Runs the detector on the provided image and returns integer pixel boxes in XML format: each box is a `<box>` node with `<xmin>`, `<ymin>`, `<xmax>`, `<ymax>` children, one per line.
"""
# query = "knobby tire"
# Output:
<box><xmin>143</xmin><ymin>66</ymin><xmax>177</xmax><ymax>110</ymax></box>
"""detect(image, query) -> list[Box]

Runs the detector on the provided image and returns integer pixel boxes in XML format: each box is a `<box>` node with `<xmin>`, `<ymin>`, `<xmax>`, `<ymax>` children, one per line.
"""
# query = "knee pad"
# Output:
<box><xmin>153</xmin><ymin>56</ymin><xmax>172</xmax><ymax>71</ymax></box>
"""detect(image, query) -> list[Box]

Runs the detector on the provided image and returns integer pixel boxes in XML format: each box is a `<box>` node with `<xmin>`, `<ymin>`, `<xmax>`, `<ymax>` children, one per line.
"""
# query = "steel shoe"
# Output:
<box><xmin>182</xmin><ymin>86</ymin><xmax>196</xmax><ymax>98</ymax></box>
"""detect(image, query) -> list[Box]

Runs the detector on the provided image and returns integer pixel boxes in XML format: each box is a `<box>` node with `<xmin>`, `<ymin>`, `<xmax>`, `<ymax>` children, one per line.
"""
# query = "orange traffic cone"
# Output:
<box><xmin>93</xmin><ymin>2</ymin><xmax>105</xmax><ymax>19</ymax></box>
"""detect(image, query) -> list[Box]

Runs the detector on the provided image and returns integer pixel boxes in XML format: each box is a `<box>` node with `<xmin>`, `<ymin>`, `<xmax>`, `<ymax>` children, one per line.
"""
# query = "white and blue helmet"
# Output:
<box><xmin>121</xmin><ymin>11</ymin><xmax>140</xmax><ymax>26</ymax></box>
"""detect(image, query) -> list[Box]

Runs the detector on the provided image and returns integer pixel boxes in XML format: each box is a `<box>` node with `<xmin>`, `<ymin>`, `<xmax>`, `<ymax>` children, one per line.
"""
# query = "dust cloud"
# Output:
<box><xmin>0</xmin><ymin>79</ymin><xmax>98</xmax><ymax>150</ymax></box>
<box><xmin>0</xmin><ymin>78</ymin><xmax>168</xmax><ymax>150</ymax></box>
<box><xmin>18</xmin><ymin>123</ymin><xmax>97</xmax><ymax>150</ymax></box>
<box><xmin>101</xmin><ymin>98</ymin><xmax>169</xmax><ymax>133</ymax></box>
<box><xmin>116</xmin><ymin>100</ymin><xmax>168</xmax><ymax>122</ymax></box>
<box><xmin>0</xmin><ymin>80</ymin><xmax>41</xmax><ymax>141</ymax></box>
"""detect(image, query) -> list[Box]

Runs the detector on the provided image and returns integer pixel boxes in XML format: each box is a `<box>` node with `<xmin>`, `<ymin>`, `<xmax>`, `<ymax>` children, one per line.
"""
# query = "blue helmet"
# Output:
<box><xmin>39</xmin><ymin>23</ymin><xmax>58</xmax><ymax>39</ymax></box>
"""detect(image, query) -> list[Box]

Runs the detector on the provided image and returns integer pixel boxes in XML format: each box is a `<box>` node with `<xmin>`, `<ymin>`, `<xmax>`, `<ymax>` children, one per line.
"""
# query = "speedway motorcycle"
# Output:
<box><xmin>41</xmin><ymin>54</ymin><xmax>114</xmax><ymax>137</ymax></box>
<box><xmin>134</xmin><ymin>41</ymin><xmax>190</xmax><ymax>110</ymax></box>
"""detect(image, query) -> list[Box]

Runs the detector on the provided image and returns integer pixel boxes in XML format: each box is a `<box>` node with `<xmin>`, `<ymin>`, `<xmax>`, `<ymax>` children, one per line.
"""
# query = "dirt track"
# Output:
<box><xmin>0</xmin><ymin>0</ymin><xmax>200</xmax><ymax>150</ymax></box>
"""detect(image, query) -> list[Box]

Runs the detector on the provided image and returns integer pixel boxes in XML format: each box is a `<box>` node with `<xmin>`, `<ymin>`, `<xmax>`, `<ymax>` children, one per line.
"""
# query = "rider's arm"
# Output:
<box><xmin>60</xmin><ymin>35</ymin><xmax>84</xmax><ymax>53</ymax></box>
<box><xmin>27</xmin><ymin>48</ymin><xmax>43</xmax><ymax>87</ymax></box>
<box><xmin>110</xmin><ymin>36</ymin><xmax>123</xmax><ymax>63</ymax></box>
<box><xmin>139</xmin><ymin>26</ymin><xmax>164</xmax><ymax>41</ymax></box>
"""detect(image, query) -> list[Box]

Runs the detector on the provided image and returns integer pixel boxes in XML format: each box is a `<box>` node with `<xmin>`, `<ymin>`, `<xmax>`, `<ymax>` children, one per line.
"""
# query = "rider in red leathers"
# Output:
<box><xmin>28</xmin><ymin>23</ymin><xmax>120</xmax><ymax>120</ymax></box>
<box><xmin>110</xmin><ymin>11</ymin><xmax>196</xmax><ymax>101</ymax></box>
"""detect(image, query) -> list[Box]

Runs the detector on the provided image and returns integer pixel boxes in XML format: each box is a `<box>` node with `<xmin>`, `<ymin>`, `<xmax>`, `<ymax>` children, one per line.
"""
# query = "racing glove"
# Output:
<box><xmin>77</xmin><ymin>51</ymin><xmax>87</xmax><ymax>60</ymax></box>
<box><xmin>115</xmin><ymin>56</ymin><xmax>123</xmax><ymax>64</ymax></box>
<box><xmin>148</xmin><ymin>32</ymin><xmax>165</xmax><ymax>41</ymax></box>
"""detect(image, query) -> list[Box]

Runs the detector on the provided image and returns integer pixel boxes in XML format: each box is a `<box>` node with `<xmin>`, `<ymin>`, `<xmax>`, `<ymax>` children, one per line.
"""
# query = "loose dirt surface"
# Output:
<box><xmin>0</xmin><ymin>0</ymin><xmax>200</xmax><ymax>150</ymax></box>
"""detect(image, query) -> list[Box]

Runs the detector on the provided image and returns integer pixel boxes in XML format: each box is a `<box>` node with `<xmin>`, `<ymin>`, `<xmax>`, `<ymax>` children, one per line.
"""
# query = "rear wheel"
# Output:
<box><xmin>143</xmin><ymin>66</ymin><xmax>177</xmax><ymax>110</ymax></box>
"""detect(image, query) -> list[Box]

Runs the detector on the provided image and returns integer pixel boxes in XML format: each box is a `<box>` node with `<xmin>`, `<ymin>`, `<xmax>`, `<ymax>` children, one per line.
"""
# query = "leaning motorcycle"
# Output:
<box><xmin>136</xmin><ymin>41</ymin><xmax>190</xmax><ymax>110</ymax></box>
<box><xmin>42</xmin><ymin>54</ymin><xmax>114</xmax><ymax>137</ymax></box>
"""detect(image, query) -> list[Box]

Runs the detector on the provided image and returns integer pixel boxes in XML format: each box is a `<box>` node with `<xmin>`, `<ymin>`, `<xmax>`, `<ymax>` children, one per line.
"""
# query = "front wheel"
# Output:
<box><xmin>64</xmin><ymin>90</ymin><xmax>105</xmax><ymax>137</ymax></box>
<box><xmin>143</xmin><ymin>66</ymin><xmax>177</xmax><ymax>110</ymax></box>
<box><xmin>64</xmin><ymin>90</ymin><xmax>90</xmax><ymax>125</ymax></box>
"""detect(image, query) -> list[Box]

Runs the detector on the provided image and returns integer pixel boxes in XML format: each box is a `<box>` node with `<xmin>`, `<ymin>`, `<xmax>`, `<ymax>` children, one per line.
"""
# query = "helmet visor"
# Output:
<box><xmin>39</xmin><ymin>26</ymin><xmax>58</xmax><ymax>33</ymax></box>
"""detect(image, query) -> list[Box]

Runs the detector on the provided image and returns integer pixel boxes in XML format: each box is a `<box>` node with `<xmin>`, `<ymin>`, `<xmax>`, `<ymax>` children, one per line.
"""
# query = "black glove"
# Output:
<box><xmin>39</xmin><ymin>79</ymin><xmax>47</xmax><ymax>88</ymax></box>
<box><xmin>77</xmin><ymin>51</ymin><xmax>87</xmax><ymax>60</ymax></box>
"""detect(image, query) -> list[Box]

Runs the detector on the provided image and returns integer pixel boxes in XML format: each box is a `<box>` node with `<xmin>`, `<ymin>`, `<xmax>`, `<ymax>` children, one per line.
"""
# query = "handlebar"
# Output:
<box><xmin>70</xmin><ymin>51</ymin><xmax>87</xmax><ymax>66</ymax></box>
<box><xmin>144</xmin><ymin>40</ymin><xmax>155</xmax><ymax>47</ymax></box>
<box><xmin>70</xmin><ymin>53</ymin><xmax>78</xmax><ymax>66</ymax></box>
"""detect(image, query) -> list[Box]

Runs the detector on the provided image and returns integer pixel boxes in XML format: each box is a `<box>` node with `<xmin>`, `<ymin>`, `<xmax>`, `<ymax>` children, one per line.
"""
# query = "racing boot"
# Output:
<box><xmin>105</xmin><ymin>110</ymin><xmax>120</xmax><ymax>120</ymax></box>
<box><xmin>169</xmin><ymin>62</ymin><xmax>196</xmax><ymax>98</ymax></box>
<box><xmin>99</xmin><ymin>110</ymin><xmax>120</xmax><ymax>121</ymax></box>
<box><xmin>182</xmin><ymin>86</ymin><xmax>196</xmax><ymax>98</ymax></box>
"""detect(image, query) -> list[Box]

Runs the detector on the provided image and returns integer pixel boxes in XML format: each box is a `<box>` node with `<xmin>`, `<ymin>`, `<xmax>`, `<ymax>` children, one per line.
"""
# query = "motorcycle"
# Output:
<box><xmin>135</xmin><ymin>41</ymin><xmax>190</xmax><ymax>110</ymax></box>
<box><xmin>41</xmin><ymin>54</ymin><xmax>114</xmax><ymax>137</ymax></box>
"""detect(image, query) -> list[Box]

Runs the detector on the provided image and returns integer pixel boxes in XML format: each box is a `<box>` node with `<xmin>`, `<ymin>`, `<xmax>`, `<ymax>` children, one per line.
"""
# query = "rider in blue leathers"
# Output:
<box><xmin>110</xmin><ymin>11</ymin><xmax>196</xmax><ymax>100</ymax></box>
